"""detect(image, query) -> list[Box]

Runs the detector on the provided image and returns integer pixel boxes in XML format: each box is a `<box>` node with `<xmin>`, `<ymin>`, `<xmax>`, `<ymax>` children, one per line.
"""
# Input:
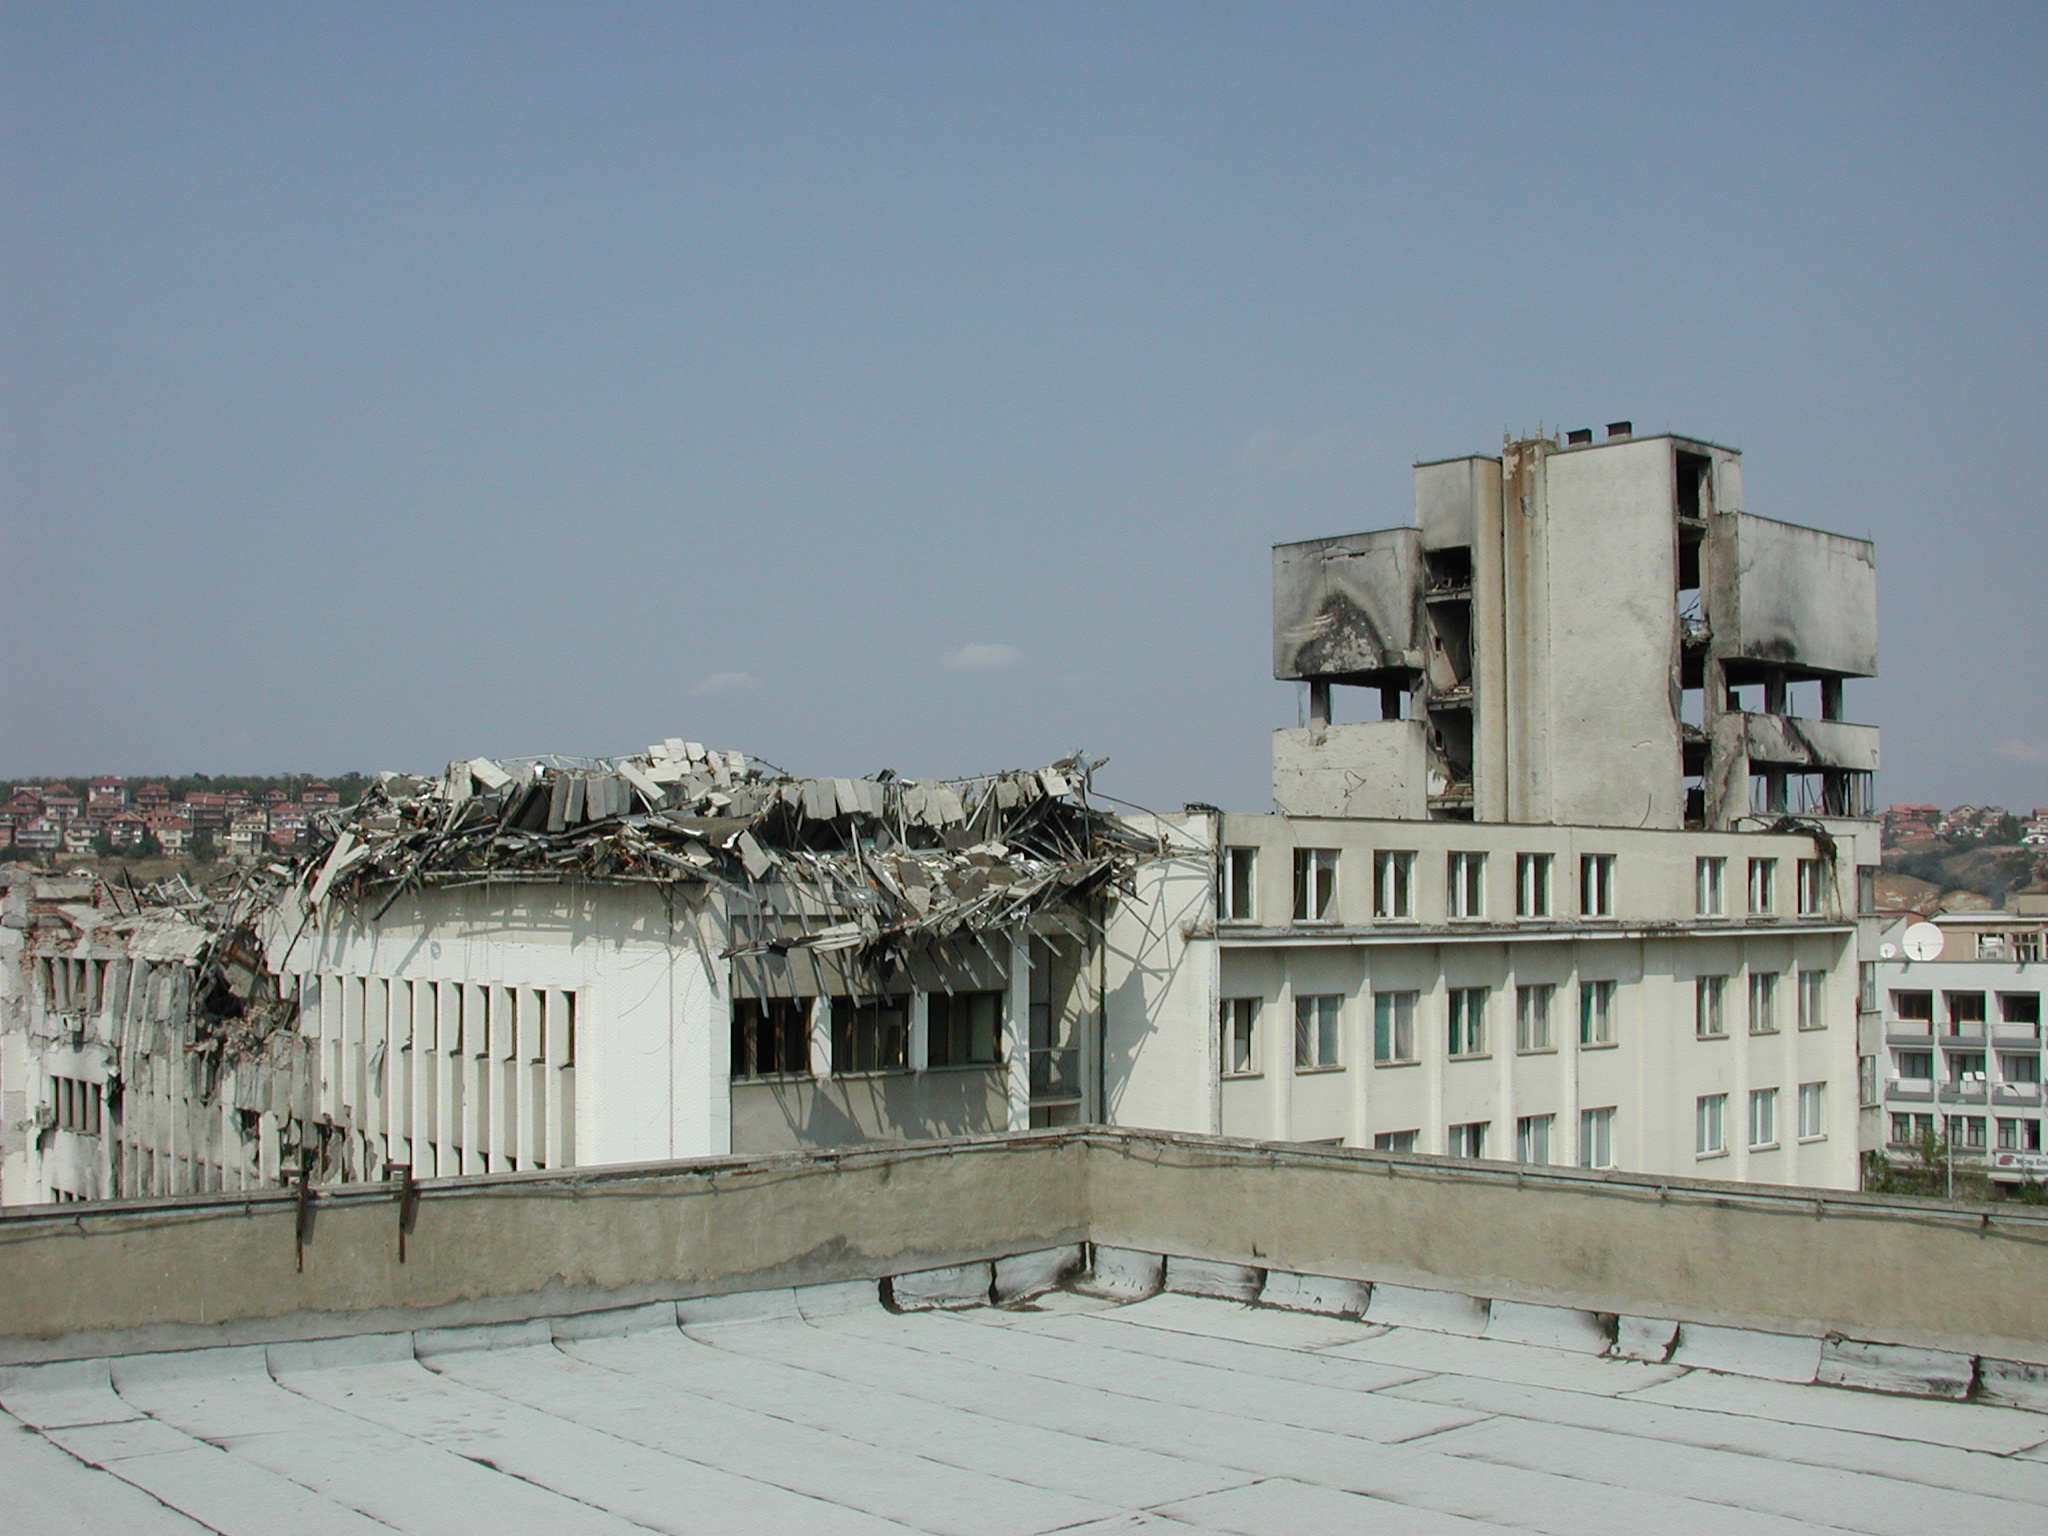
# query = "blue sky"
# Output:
<box><xmin>5</xmin><ymin>3</ymin><xmax>2043</xmax><ymax>811</ymax></box>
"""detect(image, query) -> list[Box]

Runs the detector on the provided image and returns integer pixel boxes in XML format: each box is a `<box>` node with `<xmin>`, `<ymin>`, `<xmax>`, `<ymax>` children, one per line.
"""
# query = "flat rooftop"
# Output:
<box><xmin>7</xmin><ymin>1279</ymin><xmax>2046</xmax><ymax>1535</ymax></box>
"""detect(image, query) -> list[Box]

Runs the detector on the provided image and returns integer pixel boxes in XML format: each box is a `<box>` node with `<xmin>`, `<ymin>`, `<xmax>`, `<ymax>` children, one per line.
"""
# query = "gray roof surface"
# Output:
<box><xmin>5</xmin><ymin>1286</ymin><xmax>2046</xmax><ymax>1534</ymax></box>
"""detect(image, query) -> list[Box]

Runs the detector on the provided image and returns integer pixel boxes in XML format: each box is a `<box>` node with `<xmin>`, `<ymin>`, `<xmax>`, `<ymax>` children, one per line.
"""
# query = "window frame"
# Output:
<box><xmin>730</xmin><ymin>997</ymin><xmax>813</xmax><ymax>1080</ymax></box>
<box><xmin>1219</xmin><ymin>997</ymin><xmax>1259</xmax><ymax>1077</ymax></box>
<box><xmin>1222</xmin><ymin>846</ymin><xmax>1258</xmax><ymax>923</ymax></box>
<box><xmin>1515</xmin><ymin>852</ymin><xmax>1553</xmax><ymax>918</ymax></box>
<box><xmin>1515</xmin><ymin>1113</ymin><xmax>1554</xmax><ymax>1164</ymax></box>
<box><xmin>1293</xmin><ymin>993</ymin><xmax>1342</xmax><ymax>1071</ymax></box>
<box><xmin>1292</xmin><ymin>847</ymin><xmax>1339</xmax><ymax>924</ymax></box>
<box><xmin>1747</xmin><ymin>857</ymin><xmax>1777</xmax><ymax>915</ymax></box>
<box><xmin>1695</xmin><ymin>974</ymin><xmax>1727</xmax><ymax>1038</ymax></box>
<box><xmin>1696</xmin><ymin>1093</ymin><xmax>1727</xmax><ymax>1157</ymax></box>
<box><xmin>926</xmin><ymin>990</ymin><xmax>1003</xmax><ymax>1069</ymax></box>
<box><xmin>1373</xmin><ymin>990</ymin><xmax>1419</xmax><ymax>1065</ymax></box>
<box><xmin>1515</xmin><ymin>983</ymin><xmax>1555</xmax><ymax>1053</ymax></box>
<box><xmin>1695</xmin><ymin>856</ymin><xmax>1727</xmax><ymax>917</ymax></box>
<box><xmin>1373</xmin><ymin>849</ymin><xmax>1415</xmax><ymax>920</ymax></box>
<box><xmin>1447</xmin><ymin>986</ymin><xmax>1489</xmax><ymax>1059</ymax></box>
<box><xmin>1447</xmin><ymin>1121</ymin><xmax>1489</xmax><ymax>1159</ymax></box>
<box><xmin>1748</xmin><ymin>970</ymin><xmax>1779</xmax><ymax>1035</ymax></box>
<box><xmin>1579</xmin><ymin>853</ymin><xmax>1615</xmax><ymax>918</ymax></box>
<box><xmin>1579</xmin><ymin>979</ymin><xmax>1616</xmax><ymax>1046</ymax></box>
<box><xmin>1447</xmin><ymin>851</ymin><xmax>1487</xmax><ymax>919</ymax></box>
<box><xmin>830</xmin><ymin>994</ymin><xmax>910</xmax><ymax>1075</ymax></box>
<box><xmin>1748</xmin><ymin>1086</ymin><xmax>1779</xmax><ymax>1150</ymax></box>
<box><xmin>1579</xmin><ymin>1105</ymin><xmax>1616</xmax><ymax>1169</ymax></box>
<box><xmin>1796</xmin><ymin>969</ymin><xmax>1827</xmax><ymax>1031</ymax></box>
<box><xmin>1797</xmin><ymin>1082</ymin><xmax>1826</xmax><ymax>1141</ymax></box>
<box><xmin>1373</xmin><ymin>1130</ymin><xmax>1418</xmax><ymax>1152</ymax></box>
<box><xmin>1796</xmin><ymin>858</ymin><xmax>1825</xmax><ymax>916</ymax></box>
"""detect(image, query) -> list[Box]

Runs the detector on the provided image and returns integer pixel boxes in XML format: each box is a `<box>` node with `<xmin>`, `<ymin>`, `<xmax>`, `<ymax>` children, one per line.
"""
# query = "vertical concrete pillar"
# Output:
<box><xmin>909</xmin><ymin>992</ymin><xmax>930</xmax><ymax>1073</ymax></box>
<box><xmin>810</xmin><ymin>996</ymin><xmax>832</xmax><ymax>1081</ymax></box>
<box><xmin>1005</xmin><ymin>935</ymin><xmax>1031</xmax><ymax>1132</ymax></box>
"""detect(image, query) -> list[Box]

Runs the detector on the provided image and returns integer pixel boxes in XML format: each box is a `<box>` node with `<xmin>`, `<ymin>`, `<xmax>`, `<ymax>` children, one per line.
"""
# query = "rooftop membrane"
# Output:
<box><xmin>6</xmin><ymin>1275</ymin><xmax>2045</xmax><ymax>1535</ymax></box>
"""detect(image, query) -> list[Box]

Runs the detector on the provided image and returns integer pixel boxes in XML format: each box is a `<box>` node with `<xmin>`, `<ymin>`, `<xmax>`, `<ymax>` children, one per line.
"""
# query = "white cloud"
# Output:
<box><xmin>942</xmin><ymin>643</ymin><xmax>1021</xmax><ymax>673</ymax></box>
<box><xmin>1995</xmin><ymin>738</ymin><xmax>2048</xmax><ymax>763</ymax></box>
<box><xmin>692</xmin><ymin>671</ymin><xmax>759</xmax><ymax>696</ymax></box>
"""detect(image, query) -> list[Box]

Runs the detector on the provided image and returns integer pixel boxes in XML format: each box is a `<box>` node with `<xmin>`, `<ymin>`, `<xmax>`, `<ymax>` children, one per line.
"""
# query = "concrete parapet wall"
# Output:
<box><xmin>2</xmin><ymin>1129</ymin><xmax>2043</xmax><ymax>1369</ymax></box>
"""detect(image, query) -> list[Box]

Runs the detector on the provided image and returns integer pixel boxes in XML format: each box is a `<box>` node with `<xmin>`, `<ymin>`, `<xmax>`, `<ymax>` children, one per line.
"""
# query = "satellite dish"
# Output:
<box><xmin>1902</xmin><ymin>923</ymin><xmax>1944</xmax><ymax>963</ymax></box>
<box><xmin>1879</xmin><ymin>943</ymin><xmax>1897</xmax><ymax>959</ymax></box>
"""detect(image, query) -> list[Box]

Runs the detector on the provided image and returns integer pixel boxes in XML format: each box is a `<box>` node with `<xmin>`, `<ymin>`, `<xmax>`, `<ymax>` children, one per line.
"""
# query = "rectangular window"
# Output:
<box><xmin>1695</xmin><ymin>975</ymin><xmax>1727</xmax><ymax>1038</ymax></box>
<box><xmin>1749</xmin><ymin>1087</ymin><xmax>1778</xmax><ymax>1149</ymax></box>
<box><xmin>1748</xmin><ymin>972</ymin><xmax>1779</xmax><ymax>1034</ymax></box>
<box><xmin>2002</xmin><ymin>993</ymin><xmax>2042</xmax><ymax>1030</ymax></box>
<box><xmin>1859</xmin><ymin>1054</ymin><xmax>1878</xmax><ymax>1106</ymax></box>
<box><xmin>1946</xmin><ymin>1114</ymin><xmax>1987</xmax><ymax>1150</ymax></box>
<box><xmin>1219</xmin><ymin>998</ymin><xmax>1258</xmax><ymax>1077</ymax></box>
<box><xmin>1945</xmin><ymin>992</ymin><xmax>1987</xmax><ymax>1031</ymax></box>
<box><xmin>1696</xmin><ymin>857</ymin><xmax>1726</xmax><ymax>916</ymax></box>
<box><xmin>927</xmin><ymin>991</ymin><xmax>1002</xmax><ymax>1067</ymax></box>
<box><xmin>1859</xmin><ymin>962</ymin><xmax>1877</xmax><ymax>1013</ymax></box>
<box><xmin>1998</xmin><ymin>1118</ymin><xmax>2043</xmax><ymax>1152</ymax></box>
<box><xmin>1579</xmin><ymin>980</ymin><xmax>1615</xmax><ymax>1046</ymax></box>
<box><xmin>1889</xmin><ymin>1111</ymin><xmax>1933</xmax><ymax>1146</ymax></box>
<box><xmin>1891</xmin><ymin>990</ymin><xmax>1933</xmax><ymax>1024</ymax></box>
<box><xmin>1797</xmin><ymin>970</ymin><xmax>1827</xmax><ymax>1031</ymax></box>
<box><xmin>1293</xmin><ymin>848</ymin><xmax>1338</xmax><ymax>922</ymax></box>
<box><xmin>1857</xmin><ymin>866</ymin><xmax>1877</xmax><ymax>915</ymax></box>
<box><xmin>50</xmin><ymin>1075</ymin><xmax>104</xmax><ymax>1136</ymax></box>
<box><xmin>1515</xmin><ymin>1113</ymin><xmax>1553</xmax><ymax>1164</ymax></box>
<box><xmin>1999</xmin><ymin>1053</ymin><xmax>2041</xmax><ymax>1085</ymax></box>
<box><xmin>1222</xmin><ymin>847</ymin><xmax>1257</xmax><ymax>922</ymax></box>
<box><xmin>1447</xmin><ymin>1121</ymin><xmax>1489</xmax><ymax>1159</ymax></box>
<box><xmin>1579</xmin><ymin>853</ymin><xmax>1614</xmax><ymax>917</ymax></box>
<box><xmin>1797</xmin><ymin>859</ymin><xmax>1826</xmax><ymax>916</ymax></box>
<box><xmin>1294</xmin><ymin>994</ymin><xmax>1341</xmax><ymax>1070</ymax></box>
<box><xmin>831</xmin><ymin>995</ymin><xmax>909</xmax><ymax>1074</ymax></box>
<box><xmin>1893</xmin><ymin>1050</ymin><xmax>1933</xmax><ymax>1079</ymax></box>
<box><xmin>1747</xmin><ymin>858</ymin><xmax>1777</xmax><ymax>914</ymax></box>
<box><xmin>1447</xmin><ymin>852</ymin><xmax>1486</xmax><ymax>918</ymax></box>
<box><xmin>1696</xmin><ymin>1094</ymin><xmax>1726</xmax><ymax>1156</ymax></box>
<box><xmin>1947</xmin><ymin>1051</ymin><xmax>1986</xmax><ymax>1085</ymax></box>
<box><xmin>1373</xmin><ymin>1130</ymin><xmax>1418</xmax><ymax>1152</ymax></box>
<box><xmin>1447</xmin><ymin>987</ymin><xmax>1489</xmax><ymax>1057</ymax></box>
<box><xmin>1373</xmin><ymin>850</ymin><xmax>1415</xmax><ymax>919</ymax></box>
<box><xmin>1373</xmin><ymin>991</ymin><xmax>1418</xmax><ymax>1063</ymax></box>
<box><xmin>1579</xmin><ymin>1106</ymin><xmax>1615</xmax><ymax>1169</ymax></box>
<box><xmin>1798</xmin><ymin>1082</ymin><xmax>1826</xmax><ymax>1140</ymax></box>
<box><xmin>730</xmin><ymin>998</ymin><xmax>811</xmax><ymax>1078</ymax></box>
<box><xmin>1516</xmin><ymin>853</ymin><xmax>1552</xmax><ymax>917</ymax></box>
<box><xmin>1515</xmin><ymin>984</ymin><xmax>1554</xmax><ymax>1052</ymax></box>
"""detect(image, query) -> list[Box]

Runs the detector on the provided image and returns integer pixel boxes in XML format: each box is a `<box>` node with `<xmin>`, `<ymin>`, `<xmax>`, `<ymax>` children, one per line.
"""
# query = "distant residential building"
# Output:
<box><xmin>134</xmin><ymin>783</ymin><xmax>172</xmax><ymax>812</ymax></box>
<box><xmin>85</xmin><ymin>778</ymin><xmax>129</xmax><ymax>821</ymax></box>
<box><xmin>225</xmin><ymin>813</ymin><xmax>268</xmax><ymax>860</ymax></box>
<box><xmin>151</xmin><ymin>815</ymin><xmax>192</xmax><ymax>856</ymax></box>
<box><xmin>301</xmin><ymin>780</ymin><xmax>340</xmax><ymax>807</ymax></box>
<box><xmin>41</xmin><ymin>794</ymin><xmax>81</xmax><ymax>826</ymax></box>
<box><xmin>105</xmin><ymin>812</ymin><xmax>148</xmax><ymax>851</ymax></box>
<box><xmin>13</xmin><ymin>818</ymin><xmax>61</xmax><ymax>853</ymax></box>
<box><xmin>1881</xmin><ymin>803</ymin><xmax>1940</xmax><ymax>844</ymax></box>
<box><xmin>180</xmin><ymin>793</ymin><xmax>228</xmax><ymax>834</ymax></box>
<box><xmin>63</xmin><ymin>823</ymin><xmax>99</xmax><ymax>856</ymax></box>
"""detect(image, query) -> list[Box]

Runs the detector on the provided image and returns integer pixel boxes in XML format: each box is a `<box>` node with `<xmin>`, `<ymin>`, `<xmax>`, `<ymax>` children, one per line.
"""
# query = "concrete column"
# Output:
<box><xmin>1820</xmin><ymin>677</ymin><xmax>1844</xmax><ymax>720</ymax></box>
<box><xmin>460</xmin><ymin>984</ymin><xmax>485</xmax><ymax>1174</ymax></box>
<box><xmin>1308</xmin><ymin>680</ymin><xmax>1332</xmax><ymax>729</ymax></box>
<box><xmin>437</xmin><ymin>981</ymin><xmax>461</xmax><ymax>1175</ymax></box>
<box><xmin>1005</xmin><ymin>936</ymin><xmax>1031</xmax><ymax>1132</ymax></box>
<box><xmin>412</xmin><ymin>981</ymin><xmax>437</xmax><ymax>1175</ymax></box>
<box><xmin>1273</xmin><ymin>961</ymin><xmax>1294</xmax><ymax>1142</ymax></box>
<box><xmin>810</xmin><ymin>996</ymin><xmax>832</xmax><ymax>1081</ymax></box>
<box><xmin>909</xmin><ymin>992</ymin><xmax>930</xmax><ymax>1072</ymax></box>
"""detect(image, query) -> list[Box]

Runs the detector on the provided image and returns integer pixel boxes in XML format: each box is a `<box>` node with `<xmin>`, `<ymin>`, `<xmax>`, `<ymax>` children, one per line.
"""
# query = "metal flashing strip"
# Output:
<box><xmin>1215</xmin><ymin>921</ymin><xmax>1858</xmax><ymax>948</ymax></box>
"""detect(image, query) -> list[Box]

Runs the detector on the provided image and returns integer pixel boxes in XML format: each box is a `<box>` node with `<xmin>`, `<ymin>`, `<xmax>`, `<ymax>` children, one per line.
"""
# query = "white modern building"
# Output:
<box><xmin>1872</xmin><ymin>910</ymin><xmax>2046</xmax><ymax>1177</ymax></box>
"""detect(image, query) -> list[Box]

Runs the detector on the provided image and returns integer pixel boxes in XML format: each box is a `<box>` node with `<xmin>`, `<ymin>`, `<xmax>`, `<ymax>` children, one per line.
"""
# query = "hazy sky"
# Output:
<box><xmin>5</xmin><ymin>3</ymin><xmax>2043</xmax><ymax>812</ymax></box>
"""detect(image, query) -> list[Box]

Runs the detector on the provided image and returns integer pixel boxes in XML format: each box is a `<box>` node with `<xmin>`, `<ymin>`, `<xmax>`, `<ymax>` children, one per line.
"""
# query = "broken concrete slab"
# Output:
<box><xmin>1162</xmin><ymin>1256</ymin><xmax>1263</xmax><ymax>1303</ymax></box>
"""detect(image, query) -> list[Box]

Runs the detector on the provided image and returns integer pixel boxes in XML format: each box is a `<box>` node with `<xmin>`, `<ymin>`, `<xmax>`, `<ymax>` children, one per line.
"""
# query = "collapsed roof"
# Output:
<box><xmin>297</xmin><ymin>739</ymin><xmax>1165</xmax><ymax>973</ymax></box>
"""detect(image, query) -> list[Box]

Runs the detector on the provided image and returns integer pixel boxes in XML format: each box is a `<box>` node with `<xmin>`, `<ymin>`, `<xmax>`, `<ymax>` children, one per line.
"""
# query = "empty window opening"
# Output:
<box><xmin>1516</xmin><ymin>1114</ymin><xmax>1554</xmax><ymax>1164</ymax></box>
<box><xmin>928</xmin><ymin>991</ymin><xmax>1002</xmax><ymax>1068</ymax></box>
<box><xmin>2002</xmin><ymin>993</ymin><xmax>2042</xmax><ymax>1031</ymax></box>
<box><xmin>731</xmin><ymin>998</ymin><xmax>811</xmax><ymax>1078</ymax></box>
<box><xmin>1696</xmin><ymin>975</ymin><xmax>1727</xmax><ymax>1037</ymax></box>
<box><xmin>1222</xmin><ymin>846</ymin><xmax>1257</xmax><ymax>922</ymax></box>
<box><xmin>1580</xmin><ymin>853</ymin><xmax>1615</xmax><ymax>917</ymax></box>
<box><xmin>1676</xmin><ymin>450</ymin><xmax>1712</xmax><ymax>520</ymax></box>
<box><xmin>1374</xmin><ymin>991</ymin><xmax>1418</xmax><ymax>1063</ymax></box>
<box><xmin>831</xmin><ymin>996</ymin><xmax>909</xmax><ymax>1074</ymax></box>
<box><xmin>1374</xmin><ymin>1129</ymin><xmax>1418</xmax><ymax>1152</ymax></box>
<box><xmin>1424</xmin><ymin>547</ymin><xmax>1472</xmax><ymax>591</ymax></box>
<box><xmin>1516</xmin><ymin>853</ymin><xmax>1553</xmax><ymax>918</ymax></box>
<box><xmin>1580</xmin><ymin>980</ymin><xmax>1616</xmax><ymax>1045</ymax></box>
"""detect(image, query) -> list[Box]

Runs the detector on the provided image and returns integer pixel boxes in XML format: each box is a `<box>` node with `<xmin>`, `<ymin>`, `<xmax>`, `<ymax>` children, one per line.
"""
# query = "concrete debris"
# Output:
<box><xmin>292</xmin><ymin>745</ymin><xmax>1163</xmax><ymax>975</ymax></box>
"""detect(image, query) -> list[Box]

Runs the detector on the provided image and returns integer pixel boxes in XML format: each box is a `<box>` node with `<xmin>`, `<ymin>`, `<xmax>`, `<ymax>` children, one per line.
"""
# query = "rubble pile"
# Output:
<box><xmin>298</xmin><ymin>739</ymin><xmax>1162</xmax><ymax>965</ymax></box>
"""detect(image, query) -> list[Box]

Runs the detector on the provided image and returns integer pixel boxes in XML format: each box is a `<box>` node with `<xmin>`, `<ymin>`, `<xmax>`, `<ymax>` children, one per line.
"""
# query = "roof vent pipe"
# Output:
<box><xmin>1606</xmin><ymin>421</ymin><xmax>1633</xmax><ymax>439</ymax></box>
<box><xmin>1566</xmin><ymin>429</ymin><xmax>1593</xmax><ymax>446</ymax></box>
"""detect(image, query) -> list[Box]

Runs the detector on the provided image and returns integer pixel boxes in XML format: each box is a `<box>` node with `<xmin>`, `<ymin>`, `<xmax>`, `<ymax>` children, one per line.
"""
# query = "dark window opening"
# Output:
<box><xmin>928</xmin><ymin>991</ymin><xmax>1002</xmax><ymax>1067</ymax></box>
<box><xmin>731</xmin><ymin>998</ymin><xmax>811</xmax><ymax>1078</ymax></box>
<box><xmin>1676</xmin><ymin>450</ymin><xmax>1712</xmax><ymax>520</ymax></box>
<box><xmin>832</xmin><ymin>996</ymin><xmax>909</xmax><ymax>1073</ymax></box>
<box><xmin>1424</xmin><ymin>547</ymin><xmax>1472</xmax><ymax>591</ymax></box>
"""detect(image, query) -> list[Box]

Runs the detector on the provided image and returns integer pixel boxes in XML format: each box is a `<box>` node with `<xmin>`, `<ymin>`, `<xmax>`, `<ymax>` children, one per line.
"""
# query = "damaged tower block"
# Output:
<box><xmin>1271</xmin><ymin>432</ymin><xmax>1876</xmax><ymax>829</ymax></box>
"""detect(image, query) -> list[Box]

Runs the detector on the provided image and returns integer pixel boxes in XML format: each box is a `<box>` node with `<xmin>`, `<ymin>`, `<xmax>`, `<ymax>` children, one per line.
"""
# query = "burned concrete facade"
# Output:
<box><xmin>1272</xmin><ymin>428</ymin><xmax>1879</xmax><ymax>831</ymax></box>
